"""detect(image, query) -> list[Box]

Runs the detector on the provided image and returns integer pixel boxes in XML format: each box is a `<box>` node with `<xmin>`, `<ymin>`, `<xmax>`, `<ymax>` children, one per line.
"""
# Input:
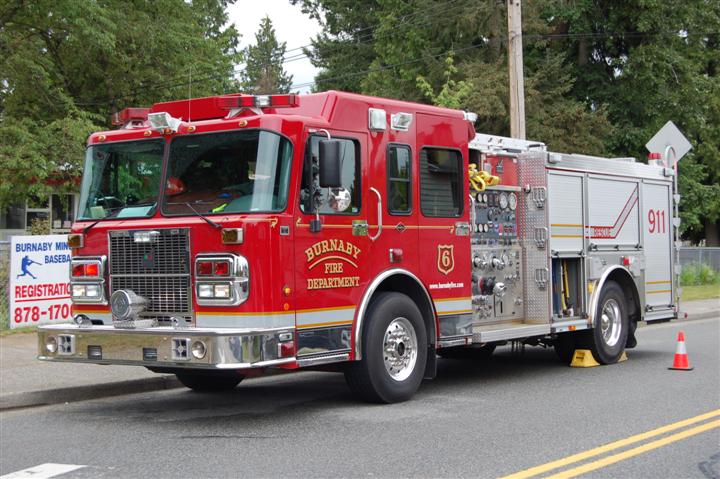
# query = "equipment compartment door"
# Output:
<box><xmin>642</xmin><ymin>181</ymin><xmax>673</xmax><ymax>309</ymax></box>
<box><xmin>548</xmin><ymin>172</ymin><xmax>584</xmax><ymax>253</ymax></box>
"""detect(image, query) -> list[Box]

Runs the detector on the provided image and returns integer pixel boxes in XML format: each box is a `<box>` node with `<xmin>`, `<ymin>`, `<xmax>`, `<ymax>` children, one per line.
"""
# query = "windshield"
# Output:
<box><xmin>77</xmin><ymin>139</ymin><xmax>164</xmax><ymax>220</ymax></box>
<box><xmin>162</xmin><ymin>130</ymin><xmax>292</xmax><ymax>215</ymax></box>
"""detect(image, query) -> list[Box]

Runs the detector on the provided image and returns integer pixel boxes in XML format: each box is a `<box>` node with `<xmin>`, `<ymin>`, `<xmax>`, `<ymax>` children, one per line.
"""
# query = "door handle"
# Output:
<box><xmin>369</xmin><ymin>187</ymin><xmax>382</xmax><ymax>241</ymax></box>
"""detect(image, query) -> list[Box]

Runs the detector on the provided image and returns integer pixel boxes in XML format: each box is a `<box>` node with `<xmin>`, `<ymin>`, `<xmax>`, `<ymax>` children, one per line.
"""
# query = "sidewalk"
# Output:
<box><xmin>1</xmin><ymin>299</ymin><xmax>717</xmax><ymax>411</ymax></box>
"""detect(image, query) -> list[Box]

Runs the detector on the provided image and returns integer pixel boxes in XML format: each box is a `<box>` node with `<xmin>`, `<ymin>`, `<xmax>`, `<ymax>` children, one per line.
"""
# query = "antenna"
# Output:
<box><xmin>187</xmin><ymin>67</ymin><xmax>192</xmax><ymax>122</ymax></box>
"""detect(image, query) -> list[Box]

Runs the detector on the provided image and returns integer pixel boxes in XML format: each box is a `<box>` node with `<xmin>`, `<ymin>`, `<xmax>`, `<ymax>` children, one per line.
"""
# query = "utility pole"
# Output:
<box><xmin>507</xmin><ymin>0</ymin><xmax>526</xmax><ymax>139</ymax></box>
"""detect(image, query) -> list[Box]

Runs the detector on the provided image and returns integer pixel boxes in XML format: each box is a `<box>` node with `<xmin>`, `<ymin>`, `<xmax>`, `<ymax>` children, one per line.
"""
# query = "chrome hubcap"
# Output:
<box><xmin>383</xmin><ymin>317</ymin><xmax>418</xmax><ymax>381</ymax></box>
<box><xmin>600</xmin><ymin>298</ymin><xmax>622</xmax><ymax>347</ymax></box>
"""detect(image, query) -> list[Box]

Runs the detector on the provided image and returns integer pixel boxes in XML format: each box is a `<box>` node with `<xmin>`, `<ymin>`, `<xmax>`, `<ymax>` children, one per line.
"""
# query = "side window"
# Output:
<box><xmin>387</xmin><ymin>144</ymin><xmax>411</xmax><ymax>214</ymax></box>
<box><xmin>419</xmin><ymin>147</ymin><xmax>463</xmax><ymax>217</ymax></box>
<box><xmin>300</xmin><ymin>135</ymin><xmax>361</xmax><ymax>214</ymax></box>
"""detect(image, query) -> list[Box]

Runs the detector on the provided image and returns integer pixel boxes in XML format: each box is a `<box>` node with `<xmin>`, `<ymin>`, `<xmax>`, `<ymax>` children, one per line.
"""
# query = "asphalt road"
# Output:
<box><xmin>1</xmin><ymin>317</ymin><xmax>718</xmax><ymax>479</ymax></box>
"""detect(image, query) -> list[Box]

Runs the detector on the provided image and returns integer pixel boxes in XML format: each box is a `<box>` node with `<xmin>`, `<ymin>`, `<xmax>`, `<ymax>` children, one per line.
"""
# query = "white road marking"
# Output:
<box><xmin>0</xmin><ymin>463</ymin><xmax>85</xmax><ymax>479</ymax></box>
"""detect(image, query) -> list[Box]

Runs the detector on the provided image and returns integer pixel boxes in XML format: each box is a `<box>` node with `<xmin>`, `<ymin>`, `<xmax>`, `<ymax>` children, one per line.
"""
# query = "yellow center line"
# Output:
<box><xmin>548</xmin><ymin>419</ymin><xmax>720</xmax><ymax>479</ymax></box>
<box><xmin>499</xmin><ymin>409</ymin><xmax>720</xmax><ymax>479</ymax></box>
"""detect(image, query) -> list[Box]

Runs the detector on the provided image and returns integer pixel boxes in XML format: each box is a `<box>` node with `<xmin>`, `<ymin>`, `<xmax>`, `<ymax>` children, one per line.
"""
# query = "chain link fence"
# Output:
<box><xmin>679</xmin><ymin>247</ymin><xmax>720</xmax><ymax>271</ymax></box>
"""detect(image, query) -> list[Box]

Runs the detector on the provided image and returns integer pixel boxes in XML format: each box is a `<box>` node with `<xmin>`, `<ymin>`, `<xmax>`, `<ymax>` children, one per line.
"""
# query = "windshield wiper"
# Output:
<box><xmin>81</xmin><ymin>202</ymin><xmax>157</xmax><ymax>235</ymax></box>
<box><xmin>184</xmin><ymin>202</ymin><xmax>222</xmax><ymax>229</ymax></box>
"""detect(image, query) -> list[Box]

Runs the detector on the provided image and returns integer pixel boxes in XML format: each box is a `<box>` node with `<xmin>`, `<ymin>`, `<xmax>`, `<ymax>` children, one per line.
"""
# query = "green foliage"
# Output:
<box><xmin>417</xmin><ymin>53</ymin><xmax>472</xmax><ymax>109</ymax></box>
<box><xmin>297</xmin><ymin>0</ymin><xmax>719</xmax><ymax>243</ymax></box>
<box><xmin>680</xmin><ymin>262</ymin><xmax>720</xmax><ymax>286</ymax></box>
<box><xmin>28</xmin><ymin>217</ymin><xmax>51</xmax><ymax>235</ymax></box>
<box><xmin>241</xmin><ymin>16</ymin><xmax>293</xmax><ymax>94</ymax></box>
<box><xmin>0</xmin><ymin>0</ymin><xmax>241</xmax><ymax>206</ymax></box>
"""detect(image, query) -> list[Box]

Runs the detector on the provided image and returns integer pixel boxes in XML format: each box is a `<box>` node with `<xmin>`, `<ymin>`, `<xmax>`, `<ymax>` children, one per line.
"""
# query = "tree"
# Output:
<box><xmin>0</xmin><ymin>0</ymin><xmax>242</xmax><ymax>206</ymax></box>
<box><xmin>240</xmin><ymin>16</ymin><xmax>293</xmax><ymax>94</ymax></box>
<box><xmin>296</xmin><ymin>0</ymin><xmax>720</xmax><ymax>244</ymax></box>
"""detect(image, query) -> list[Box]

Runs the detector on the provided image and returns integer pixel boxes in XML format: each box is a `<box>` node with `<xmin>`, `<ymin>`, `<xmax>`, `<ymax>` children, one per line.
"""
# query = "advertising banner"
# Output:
<box><xmin>9</xmin><ymin>235</ymin><xmax>72</xmax><ymax>328</ymax></box>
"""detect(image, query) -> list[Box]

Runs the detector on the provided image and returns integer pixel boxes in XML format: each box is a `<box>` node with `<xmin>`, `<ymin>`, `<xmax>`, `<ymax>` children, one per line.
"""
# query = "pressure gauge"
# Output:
<box><xmin>499</xmin><ymin>192</ymin><xmax>509</xmax><ymax>210</ymax></box>
<box><xmin>476</xmin><ymin>192</ymin><xmax>484</xmax><ymax>203</ymax></box>
<box><xmin>508</xmin><ymin>192</ymin><xmax>517</xmax><ymax>210</ymax></box>
<box><xmin>501</xmin><ymin>253</ymin><xmax>510</xmax><ymax>266</ymax></box>
<box><xmin>483</xmin><ymin>193</ymin><xmax>489</xmax><ymax>203</ymax></box>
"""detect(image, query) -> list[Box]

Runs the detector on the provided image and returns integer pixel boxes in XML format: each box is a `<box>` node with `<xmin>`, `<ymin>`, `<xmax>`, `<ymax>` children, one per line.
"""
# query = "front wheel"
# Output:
<box><xmin>176</xmin><ymin>371</ymin><xmax>244</xmax><ymax>392</ymax></box>
<box><xmin>582</xmin><ymin>281</ymin><xmax>628</xmax><ymax>364</ymax></box>
<box><xmin>345</xmin><ymin>293</ymin><xmax>427</xmax><ymax>403</ymax></box>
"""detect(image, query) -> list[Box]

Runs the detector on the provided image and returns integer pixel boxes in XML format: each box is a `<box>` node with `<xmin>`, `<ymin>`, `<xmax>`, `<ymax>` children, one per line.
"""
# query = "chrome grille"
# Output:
<box><xmin>109</xmin><ymin>229</ymin><xmax>191</xmax><ymax>321</ymax></box>
<box><xmin>109</xmin><ymin>229</ymin><xmax>189</xmax><ymax>275</ymax></box>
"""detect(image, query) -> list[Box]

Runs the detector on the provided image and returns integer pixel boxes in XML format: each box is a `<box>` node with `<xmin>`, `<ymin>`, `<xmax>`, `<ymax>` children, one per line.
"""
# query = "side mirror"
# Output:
<box><xmin>319</xmin><ymin>139</ymin><xmax>342</xmax><ymax>188</ymax></box>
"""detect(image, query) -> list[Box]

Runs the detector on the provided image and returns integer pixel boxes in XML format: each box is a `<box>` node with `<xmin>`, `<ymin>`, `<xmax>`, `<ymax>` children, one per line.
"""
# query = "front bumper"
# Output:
<box><xmin>37</xmin><ymin>324</ymin><xmax>295</xmax><ymax>369</ymax></box>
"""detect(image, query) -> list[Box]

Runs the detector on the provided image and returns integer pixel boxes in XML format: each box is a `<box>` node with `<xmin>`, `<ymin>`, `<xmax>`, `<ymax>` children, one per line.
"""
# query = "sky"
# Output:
<box><xmin>227</xmin><ymin>1</ymin><xmax>322</xmax><ymax>93</ymax></box>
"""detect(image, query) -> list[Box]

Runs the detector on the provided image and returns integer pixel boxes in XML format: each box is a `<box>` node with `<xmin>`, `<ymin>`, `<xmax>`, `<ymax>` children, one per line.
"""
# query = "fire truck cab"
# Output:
<box><xmin>38</xmin><ymin>91</ymin><xmax>677</xmax><ymax>403</ymax></box>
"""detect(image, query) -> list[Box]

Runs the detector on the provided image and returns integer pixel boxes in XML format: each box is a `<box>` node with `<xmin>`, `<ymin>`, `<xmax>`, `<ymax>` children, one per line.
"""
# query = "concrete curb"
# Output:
<box><xmin>0</xmin><ymin>375</ymin><xmax>181</xmax><ymax>411</ymax></box>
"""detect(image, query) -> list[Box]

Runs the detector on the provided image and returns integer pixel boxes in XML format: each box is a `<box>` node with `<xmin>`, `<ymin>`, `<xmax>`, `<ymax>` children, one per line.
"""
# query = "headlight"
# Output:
<box><xmin>71</xmin><ymin>282</ymin><xmax>105</xmax><ymax>302</ymax></box>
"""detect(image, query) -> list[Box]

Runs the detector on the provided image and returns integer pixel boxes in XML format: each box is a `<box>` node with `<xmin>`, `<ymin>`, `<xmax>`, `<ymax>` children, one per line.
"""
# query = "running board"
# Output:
<box><xmin>473</xmin><ymin>323</ymin><xmax>551</xmax><ymax>343</ymax></box>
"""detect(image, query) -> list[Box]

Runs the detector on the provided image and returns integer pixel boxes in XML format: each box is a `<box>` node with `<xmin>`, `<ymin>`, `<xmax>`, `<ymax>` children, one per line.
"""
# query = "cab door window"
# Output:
<box><xmin>419</xmin><ymin>147</ymin><xmax>463</xmax><ymax>217</ymax></box>
<box><xmin>387</xmin><ymin>144</ymin><xmax>411</xmax><ymax>214</ymax></box>
<box><xmin>300</xmin><ymin>135</ymin><xmax>360</xmax><ymax>215</ymax></box>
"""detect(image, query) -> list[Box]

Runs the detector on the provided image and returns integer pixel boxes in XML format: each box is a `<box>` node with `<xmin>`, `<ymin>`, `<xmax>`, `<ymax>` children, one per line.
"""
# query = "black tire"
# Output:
<box><xmin>582</xmin><ymin>281</ymin><xmax>629</xmax><ymax>364</ymax></box>
<box><xmin>344</xmin><ymin>292</ymin><xmax>427</xmax><ymax>403</ymax></box>
<box><xmin>438</xmin><ymin>344</ymin><xmax>496</xmax><ymax>360</ymax></box>
<box><xmin>553</xmin><ymin>333</ymin><xmax>576</xmax><ymax>364</ymax></box>
<box><xmin>176</xmin><ymin>371</ymin><xmax>244</xmax><ymax>392</ymax></box>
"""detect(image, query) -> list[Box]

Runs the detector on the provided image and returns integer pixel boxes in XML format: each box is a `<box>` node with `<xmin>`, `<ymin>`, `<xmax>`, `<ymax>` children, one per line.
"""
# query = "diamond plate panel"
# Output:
<box><xmin>517</xmin><ymin>152</ymin><xmax>551</xmax><ymax>323</ymax></box>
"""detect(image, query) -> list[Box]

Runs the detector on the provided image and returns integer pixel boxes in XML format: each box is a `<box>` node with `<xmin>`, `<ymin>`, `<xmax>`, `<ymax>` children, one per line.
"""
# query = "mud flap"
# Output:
<box><xmin>424</xmin><ymin>345</ymin><xmax>437</xmax><ymax>379</ymax></box>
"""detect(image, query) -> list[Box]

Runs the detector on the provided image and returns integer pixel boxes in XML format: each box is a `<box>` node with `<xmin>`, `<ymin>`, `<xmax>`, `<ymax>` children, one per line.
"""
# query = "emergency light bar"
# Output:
<box><xmin>215</xmin><ymin>94</ymin><xmax>299</xmax><ymax>110</ymax></box>
<box><xmin>111</xmin><ymin>108</ymin><xmax>150</xmax><ymax>126</ymax></box>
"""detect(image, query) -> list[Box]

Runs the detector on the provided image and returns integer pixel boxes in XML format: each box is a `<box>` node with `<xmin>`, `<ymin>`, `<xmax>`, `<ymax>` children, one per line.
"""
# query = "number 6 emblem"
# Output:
<box><xmin>437</xmin><ymin>245</ymin><xmax>455</xmax><ymax>275</ymax></box>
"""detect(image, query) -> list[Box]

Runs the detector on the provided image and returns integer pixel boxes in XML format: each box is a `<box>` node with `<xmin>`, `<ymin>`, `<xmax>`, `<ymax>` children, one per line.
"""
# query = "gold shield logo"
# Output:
<box><xmin>437</xmin><ymin>245</ymin><xmax>455</xmax><ymax>275</ymax></box>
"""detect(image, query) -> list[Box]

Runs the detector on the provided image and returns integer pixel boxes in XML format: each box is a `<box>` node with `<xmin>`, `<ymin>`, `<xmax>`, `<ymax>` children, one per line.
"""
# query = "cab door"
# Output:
<box><xmin>293</xmin><ymin>129</ymin><xmax>370</xmax><ymax>358</ymax></box>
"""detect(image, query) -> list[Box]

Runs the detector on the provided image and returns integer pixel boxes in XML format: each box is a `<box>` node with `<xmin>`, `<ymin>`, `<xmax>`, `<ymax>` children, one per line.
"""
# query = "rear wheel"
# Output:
<box><xmin>345</xmin><ymin>293</ymin><xmax>427</xmax><ymax>403</ymax></box>
<box><xmin>583</xmin><ymin>281</ymin><xmax>628</xmax><ymax>364</ymax></box>
<box><xmin>176</xmin><ymin>371</ymin><xmax>244</xmax><ymax>392</ymax></box>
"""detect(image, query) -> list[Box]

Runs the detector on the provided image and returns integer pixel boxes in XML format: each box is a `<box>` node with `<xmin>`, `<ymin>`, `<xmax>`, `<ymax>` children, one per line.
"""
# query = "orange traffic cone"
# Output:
<box><xmin>668</xmin><ymin>331</ymin><xmax>693</xmax><ymax>371</ymax></box>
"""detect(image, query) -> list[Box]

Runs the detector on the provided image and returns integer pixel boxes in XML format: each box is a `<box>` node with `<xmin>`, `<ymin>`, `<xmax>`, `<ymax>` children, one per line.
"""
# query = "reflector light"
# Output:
<box><xmin>197</xmin><ymin>261</ymin><xmax>213</xmax><ymax>276</ymax></box>
<box><xmin>279</xmin><ymin>341</ymin><xmax>295</xmax><ymax>358</ymax></box>
<box><xmin>111</xmin><ymin>107</ymin><xmax>150</xmax><ymax>126</ymax></box>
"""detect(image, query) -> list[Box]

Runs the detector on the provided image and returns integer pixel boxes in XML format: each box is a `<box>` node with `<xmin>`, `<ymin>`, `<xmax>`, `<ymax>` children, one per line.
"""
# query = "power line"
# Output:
<box><xmin>76</xmin><ymin>26</ymin><xmax>717</xmax><ymax>107</ymax></box>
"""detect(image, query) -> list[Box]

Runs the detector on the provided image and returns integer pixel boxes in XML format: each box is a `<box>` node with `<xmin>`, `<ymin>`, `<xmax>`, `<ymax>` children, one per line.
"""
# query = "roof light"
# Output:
<box><xmin>147</xmin><ymin>112</ymin><xmax>181</xmax><ymax>133</ymax></box>
<box><xmin>215</xmin><ymin>94</ymin><xmax>299</xmax><ymax>111</ymax></box>
<box><xmin>390</xmin><ymin>112</ymin><xmax>413</xmax><ymax>131</ymax></box>
<box><xmin>368</xmin><ymin>108</ymin><xmax>387</xmax><ymax>131</ymax></box>
<box><xmin>111</xmin><ymin>108</ymin><xmax>150</xmax><ymax>127</ymax></box>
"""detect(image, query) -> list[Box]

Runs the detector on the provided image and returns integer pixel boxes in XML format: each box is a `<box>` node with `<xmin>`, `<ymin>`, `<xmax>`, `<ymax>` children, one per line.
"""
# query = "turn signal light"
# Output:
<box><xmin>71</xmin><ymin>262</ymin><xmax>101</xmax><ymax>278</ymax></box>
<box><xmin>67</xmin><ymin>234</ymin><xmax>84</xmax><ymax>249</ymax></box>
<box><xmin>214</xmin><ymin>261</ymin><xmax>230</xmax><ymax>276</ymax></box>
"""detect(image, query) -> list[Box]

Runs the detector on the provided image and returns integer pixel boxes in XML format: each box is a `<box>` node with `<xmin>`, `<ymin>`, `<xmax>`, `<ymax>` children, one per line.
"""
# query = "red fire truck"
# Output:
<box><xmin>38</xmin><ymin>91</ymin><xmax>678</xmax><ymax>403</ymax></box>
